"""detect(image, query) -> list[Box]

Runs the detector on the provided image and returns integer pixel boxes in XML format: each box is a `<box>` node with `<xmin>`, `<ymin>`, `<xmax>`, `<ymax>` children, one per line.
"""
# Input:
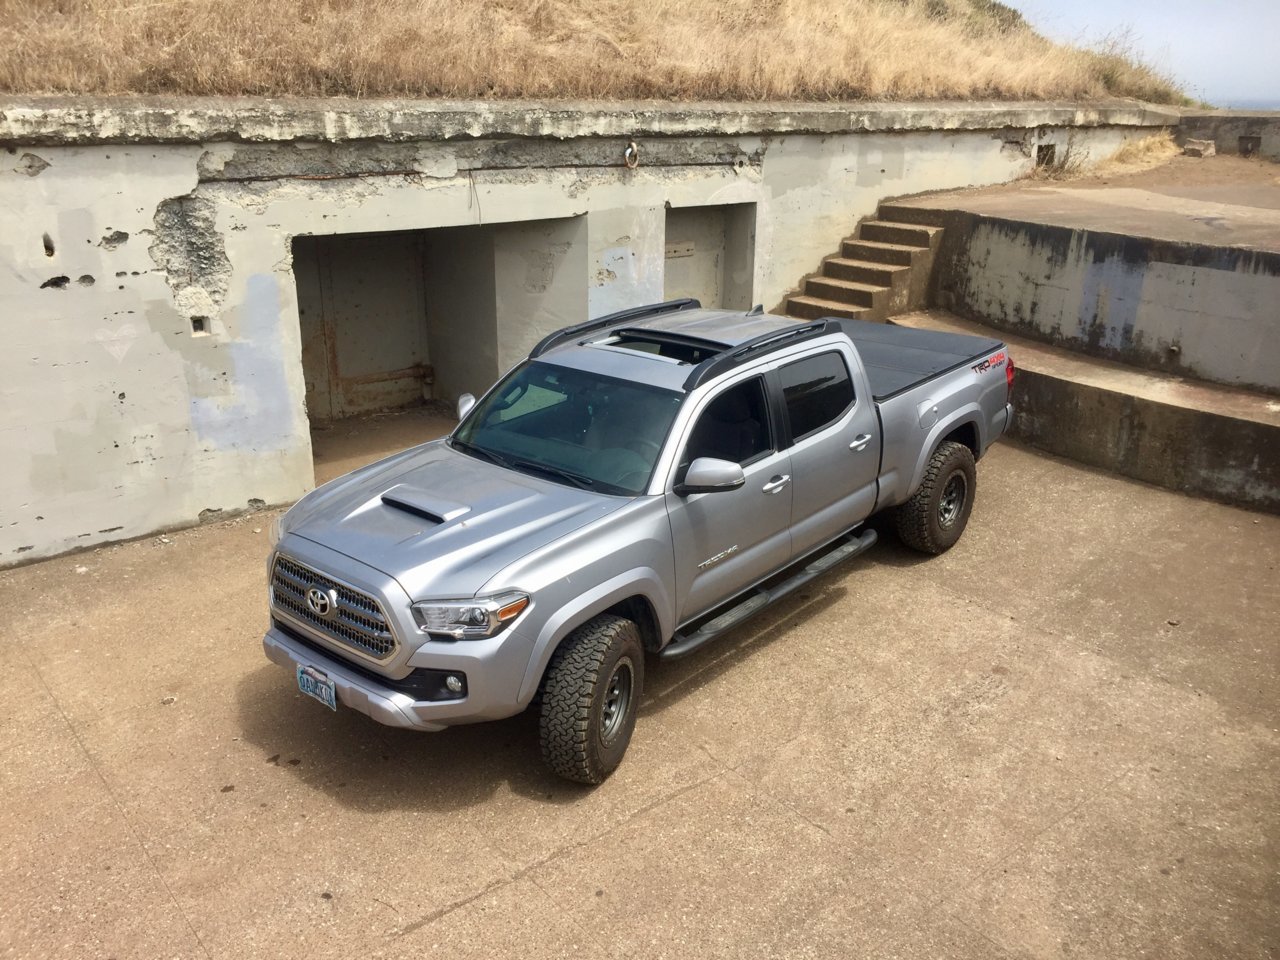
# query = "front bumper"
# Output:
<box><xmin>263</xmin><ymin>622</ymin><xmax>534</xmax><ymax>730</ymax></box>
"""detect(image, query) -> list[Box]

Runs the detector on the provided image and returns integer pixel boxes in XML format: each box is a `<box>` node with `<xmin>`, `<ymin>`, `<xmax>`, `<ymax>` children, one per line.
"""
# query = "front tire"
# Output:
<box><xmin>539</xmin><ymin>614</ymin><xmax>644</xmax><ymax>784</ymax></box>
<box><xmin>895</xmin><ymin>440</ymin><xmax>976</xmax><ymax>555</ymax></box>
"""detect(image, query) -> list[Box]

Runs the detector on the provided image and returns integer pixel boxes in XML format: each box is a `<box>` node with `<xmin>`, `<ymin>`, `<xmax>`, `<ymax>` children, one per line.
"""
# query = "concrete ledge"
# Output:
<box><xmin>0</xmin><ymin>96</ymin><xmax>1181</xmax><ymax>146</ymax></box>
<box><xmin>893</xmin><ymin>310</ymin><xmax>1280</xmax><ymax>514</ymax></box>
<box><xmin>1178</xmin><ymin>111</ymin><xmax>1280</xmax><ymax>161</ymax></box>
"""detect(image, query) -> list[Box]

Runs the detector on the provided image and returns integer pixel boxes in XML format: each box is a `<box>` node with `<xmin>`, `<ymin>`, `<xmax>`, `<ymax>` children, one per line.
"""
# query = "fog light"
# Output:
<box><xmin>445</xmin><ymin>675</ymin><xmax>464</xmax><ymax>694</ymax></box>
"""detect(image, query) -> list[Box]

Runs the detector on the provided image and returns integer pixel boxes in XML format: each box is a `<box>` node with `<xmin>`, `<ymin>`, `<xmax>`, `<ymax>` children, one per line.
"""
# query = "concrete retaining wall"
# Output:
<box><xmin>904</xmin><ymin>210</ymin><xmax>1280</xmax><ymax>393</ymax></box>
<box><xmin>1178</xmin><ymin>112</ymin><xmax>1280</xmax><ymax>161</ymax></box>
<box><xmin>0</xmin><ymin>97</ymin><xmax>1176</xmax><ymax>564</ymax></box>
<box><xmin>1012</xmin><ymin>369</ymin><xmax>1280</xmax><ymax>514</ymax></box>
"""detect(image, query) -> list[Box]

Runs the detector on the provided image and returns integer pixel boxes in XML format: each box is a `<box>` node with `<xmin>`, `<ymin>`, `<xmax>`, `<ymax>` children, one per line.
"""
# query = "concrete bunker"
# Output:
<box><xmin>0</xmin><ymin>98</ymin><xmax>1179</xmax><ymax>565</ymax></box>
<box><xmin>663</xmin><ymin>203</ymin><xmax>756</xmax><ymax>309</ymax></box>
<box><xmin>290</xmin><ymin>215</ymin><xmax>589</xmax><ymax>467</ymax></box>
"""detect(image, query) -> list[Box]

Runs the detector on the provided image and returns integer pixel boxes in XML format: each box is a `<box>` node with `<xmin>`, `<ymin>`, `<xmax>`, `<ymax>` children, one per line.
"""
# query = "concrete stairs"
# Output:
<box><xmin>785</xmin><ymin>214</ymin><xmax>943</xmax><ymax>322</ymax></box>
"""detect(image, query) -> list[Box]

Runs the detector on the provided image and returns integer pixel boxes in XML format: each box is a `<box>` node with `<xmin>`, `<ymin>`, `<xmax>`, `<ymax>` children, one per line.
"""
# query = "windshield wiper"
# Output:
<box><xmin>508</xmin><ymin>458</ymin><xmax>596</xmax><ymax>491</ymax></box>
<box><xmin>453</xmin><ymin>439</ymin><xmax>596</xmax><ymax>491</ymax></box>
<box><xmin>450</xmin><ymin>438</ymin><xmax>514</xmax><ymax>470</ymax></box>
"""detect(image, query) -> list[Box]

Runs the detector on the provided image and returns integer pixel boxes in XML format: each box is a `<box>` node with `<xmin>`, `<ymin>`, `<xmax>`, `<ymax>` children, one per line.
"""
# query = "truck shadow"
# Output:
<box><xmin>233</xmin><ymin>528</ymin><xmax>922</xmax><ymax>811</ymax></box>
<box><xmin>235</xmin><ymin>663</ymin><xmax>553</xmax><ymax>811</ymax></box>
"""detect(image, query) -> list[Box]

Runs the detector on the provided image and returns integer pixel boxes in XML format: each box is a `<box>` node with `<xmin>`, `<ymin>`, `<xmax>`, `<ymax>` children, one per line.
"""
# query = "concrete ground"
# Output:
<box><xmin>895</xmin><ymin>154</ymin><xmax>1280</xmax><ymax>252</ymax></box>
<box><xmin>2</xmin><ymin>416</ymin><xmax>1277</xmax><ymax>960</ymax></box>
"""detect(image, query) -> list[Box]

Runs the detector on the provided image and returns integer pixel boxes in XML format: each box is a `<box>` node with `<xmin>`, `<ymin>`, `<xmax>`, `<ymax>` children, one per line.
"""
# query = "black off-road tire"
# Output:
<box><xmin>895</xmin><ymin>440</ymin><xmax>977</xmax><ymax>555</ymax></box>
<box><xmin>539</xmin><ymin>614</ymin><xmax>644</xmax><ymax>784</ymax></box>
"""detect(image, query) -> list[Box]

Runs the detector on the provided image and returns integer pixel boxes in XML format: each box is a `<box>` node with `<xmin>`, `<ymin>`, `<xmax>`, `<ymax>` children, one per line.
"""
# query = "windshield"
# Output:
<box><xmin>451</xmin><ymin>361</ymin><xmax>685</xmax><ymax>496</ymax></box>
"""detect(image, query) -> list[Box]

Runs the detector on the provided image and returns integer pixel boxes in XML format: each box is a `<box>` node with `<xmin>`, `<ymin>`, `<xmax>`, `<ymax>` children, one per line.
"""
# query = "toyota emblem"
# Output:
<box><xmin>306</xmin><ymin>586</ymin><xmax>338</xmax><ymax>619</ymax></box>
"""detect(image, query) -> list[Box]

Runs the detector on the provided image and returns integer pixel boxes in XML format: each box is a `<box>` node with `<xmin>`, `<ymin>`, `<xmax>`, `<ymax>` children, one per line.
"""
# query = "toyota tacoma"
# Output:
<box><xmin>264</xmin><ymin>300</ymin><xmax>1014</xmax><ymax>782</ymax></box>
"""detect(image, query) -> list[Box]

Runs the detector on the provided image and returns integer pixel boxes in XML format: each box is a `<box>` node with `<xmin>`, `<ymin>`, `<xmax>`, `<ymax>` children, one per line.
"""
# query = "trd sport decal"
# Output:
<box><xmin>971</xmin><ymin>351</ymin><xmax>1007</xmax><ymax>374</ymax></box>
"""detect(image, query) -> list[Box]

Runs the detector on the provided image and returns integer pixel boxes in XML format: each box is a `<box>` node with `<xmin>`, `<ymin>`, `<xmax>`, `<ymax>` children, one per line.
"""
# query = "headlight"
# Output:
<box><xmin>412</xmin><ymin>593</ymin><xmax>530</xmax><ymax>640</ymax></box>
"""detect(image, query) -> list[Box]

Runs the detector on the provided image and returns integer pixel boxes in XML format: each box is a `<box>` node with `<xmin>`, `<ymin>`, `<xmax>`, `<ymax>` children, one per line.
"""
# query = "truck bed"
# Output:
<box><xmin>839</xmin><ymin>319</ymin><xmax>1003</xmax><ymax>402</ymax></box>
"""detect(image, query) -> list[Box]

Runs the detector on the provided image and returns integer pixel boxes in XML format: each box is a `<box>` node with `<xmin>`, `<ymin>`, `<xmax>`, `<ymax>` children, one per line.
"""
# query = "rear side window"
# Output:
<box><xmin>780</xmin><ymin>352</ymin><xmax>855</xmax><ymax>440</ymax></box>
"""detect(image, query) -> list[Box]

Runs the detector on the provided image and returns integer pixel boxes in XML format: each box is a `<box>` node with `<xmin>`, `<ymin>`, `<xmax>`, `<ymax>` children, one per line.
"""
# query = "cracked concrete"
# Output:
<box><xmin>149</xmin><ymin>194</ymin><xmax>232</xmax><ymax>322</ymax></box>
<box><xmin>0</xmin><ymin>424</ymin><xmax>1275</xmax><ymax>959</ymax></box>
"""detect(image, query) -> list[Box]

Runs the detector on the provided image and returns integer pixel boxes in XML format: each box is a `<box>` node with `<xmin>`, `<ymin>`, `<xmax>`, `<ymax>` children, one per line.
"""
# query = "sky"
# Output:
<box><xmin>1011</xmin><ymin>0</ymin><xmax>1280</xmax><ymax>107</ymax></box>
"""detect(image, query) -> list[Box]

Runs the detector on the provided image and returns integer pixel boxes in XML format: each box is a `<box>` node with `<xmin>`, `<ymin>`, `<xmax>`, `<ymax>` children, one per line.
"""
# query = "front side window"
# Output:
<box><xmin>779</xmin><ymin>352</ymin><xmax>855</xmax><ymax>441</ymax></box>
<box><xmin>452</xmin><ymin>361</ymin><xmax>684</xmax><ymax>496</ymax></box>
<box><xmin>684</xmin><ymin>377</ymin><xmax>773</xmax><ymax>466</ymax></box>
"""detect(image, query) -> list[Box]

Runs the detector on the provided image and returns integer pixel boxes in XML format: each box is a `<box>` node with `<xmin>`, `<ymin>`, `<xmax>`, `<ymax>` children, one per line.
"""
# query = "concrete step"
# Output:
<box><xmin>822</xmin><ymin>257</ymin><xmax>907</xmax><ymax>287</ymax></box>
<box><xmin>890</xmin><ymin>309</ymin><xmax>1280</xmax><ymax>514</ymax></box>
<box><xmin>841</xmin><ymin>238</ymin><xmax>919</xmax><ymax>266</ymax></box>
<box><xmin>785</xmin><ymin>295</ymin><xmax>869</xmax><ymax>321</ymax></box>
<box><xmin>804</xmin><ymin>275</ymin><xmax>885</xmax><ymax>308</ymax></box>
<box><xmin>874</xmin><ymin>204</ymin><xmax>951</xmax><ymax>229</ymax></box>
<box><xmin>859</xmin><ymin>220</ymin><xmax>941</xmax><ymax>248</ymax></box>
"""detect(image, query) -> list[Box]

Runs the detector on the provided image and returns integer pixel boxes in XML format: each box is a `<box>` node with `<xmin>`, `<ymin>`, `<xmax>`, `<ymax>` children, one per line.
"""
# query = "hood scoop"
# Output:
<box><xmin>380</xmin><ymin>484</ymin><xmax>471</xmax><ymax>525</ymax></box>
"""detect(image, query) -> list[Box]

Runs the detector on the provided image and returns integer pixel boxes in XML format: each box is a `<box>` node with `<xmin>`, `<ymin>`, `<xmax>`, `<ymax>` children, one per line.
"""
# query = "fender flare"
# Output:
<box><xmin>904</xmin><ymin>405</ymin><xmax>986</xmax><ymax>499</ymax></box>
<box><xmin>515</xmin><ymin>567</ymin><xmax>673</xmax><ymax>704</ymax></box>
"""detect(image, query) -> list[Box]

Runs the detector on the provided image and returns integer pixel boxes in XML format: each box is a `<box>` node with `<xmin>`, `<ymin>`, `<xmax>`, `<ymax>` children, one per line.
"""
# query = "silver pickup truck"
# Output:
<box><xmin>264</xmin><ymin>301</ymin><xmax>1014</xmax><ymax>782</ymax></box>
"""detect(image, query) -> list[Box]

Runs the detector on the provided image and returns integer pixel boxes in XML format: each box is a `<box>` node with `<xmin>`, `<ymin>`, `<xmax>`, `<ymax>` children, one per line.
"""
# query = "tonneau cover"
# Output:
<box><xmin>838</xmin><ymin>319</ymin><xmax>1003</xmax><ymax>401</ymax></box>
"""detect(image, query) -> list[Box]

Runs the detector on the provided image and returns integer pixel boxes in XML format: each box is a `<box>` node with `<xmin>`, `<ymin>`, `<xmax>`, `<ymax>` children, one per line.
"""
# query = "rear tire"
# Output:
<box><xmin>539</xmin><ymin>614</ymin><xmax>644</xmax><ymax>784</ymax></box>
<box><xmin>895</xmin><ymin>441</ymin><xmax>976</xmax><ymax>555</ymax></box>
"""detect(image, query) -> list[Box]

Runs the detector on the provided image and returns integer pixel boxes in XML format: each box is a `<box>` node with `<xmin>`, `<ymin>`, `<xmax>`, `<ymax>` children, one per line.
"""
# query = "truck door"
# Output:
<box><xmin>665</xmin><ymin>375</ymin><xmax>793</xmax><ymax>623</ymax></box>
<box><xmin>777</xmin><ymin>348</ymin><xmax>881</xmax><ymax>558</ymax></box>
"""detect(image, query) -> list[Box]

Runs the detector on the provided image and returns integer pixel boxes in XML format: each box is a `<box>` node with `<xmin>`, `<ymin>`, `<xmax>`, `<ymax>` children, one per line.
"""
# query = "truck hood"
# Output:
<box><xmin>287</xmin><ymin>440</ymin><xmax>625</xmax><ymax>600</ymax></box>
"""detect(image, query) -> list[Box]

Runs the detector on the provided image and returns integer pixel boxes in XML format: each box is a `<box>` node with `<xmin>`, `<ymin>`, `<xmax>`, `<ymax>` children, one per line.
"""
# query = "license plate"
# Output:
<box><xmin>297</xmin><ymin>665</ymin><xmax>338</xmax><ymax>711</ymax></box>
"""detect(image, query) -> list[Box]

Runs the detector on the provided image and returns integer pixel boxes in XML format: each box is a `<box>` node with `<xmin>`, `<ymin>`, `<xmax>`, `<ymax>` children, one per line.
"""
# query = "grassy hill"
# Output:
<box><xmin>0</xmin><ymin>0</ymin><xmax>1185</xmax><ymax>103</ymax></box>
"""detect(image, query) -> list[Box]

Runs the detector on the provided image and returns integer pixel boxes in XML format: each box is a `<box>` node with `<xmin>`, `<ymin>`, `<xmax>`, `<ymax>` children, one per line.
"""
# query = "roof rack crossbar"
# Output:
<box><xmin>527</xmin><ymin>298</ymin><xmax>702</xmax><ymax>358</ymax></box>
<box><xmin>682</xmin><ymin>320</ymin><xmax>835</xmax><ymax>391</ymax></box>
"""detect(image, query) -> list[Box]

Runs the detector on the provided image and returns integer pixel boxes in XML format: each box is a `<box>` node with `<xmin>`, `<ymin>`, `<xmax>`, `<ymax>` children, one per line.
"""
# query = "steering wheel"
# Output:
<box><xmin>625</xmin><ymin>438</ymin><xmax>662</xmax><ymax>460</ymax></box>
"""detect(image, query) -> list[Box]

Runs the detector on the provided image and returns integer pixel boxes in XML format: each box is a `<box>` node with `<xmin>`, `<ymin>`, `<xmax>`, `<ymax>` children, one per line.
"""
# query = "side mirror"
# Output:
<box><xmin>674</xmin><ymin>457</ymin><xmax>746</xmax><ymax>496</ymax></box>
<box><xmin>456</xmin><ymin>393</ymin><xmax>476</xmax><ymax>421</ymax></box>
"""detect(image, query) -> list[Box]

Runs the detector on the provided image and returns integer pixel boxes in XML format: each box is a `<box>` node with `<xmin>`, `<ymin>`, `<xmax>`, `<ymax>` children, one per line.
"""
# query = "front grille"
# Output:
<box><xmin>271</xmin><ymin>555</ymin><xmax>398</xmax><ymax>660</ymax></box>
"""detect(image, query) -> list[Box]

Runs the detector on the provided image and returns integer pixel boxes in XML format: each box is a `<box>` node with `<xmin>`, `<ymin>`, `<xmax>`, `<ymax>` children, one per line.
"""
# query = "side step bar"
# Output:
<box><xmin>659</xmin><ymin>528</ymin><xmax>878</xmax><ymax>661</ymax></box>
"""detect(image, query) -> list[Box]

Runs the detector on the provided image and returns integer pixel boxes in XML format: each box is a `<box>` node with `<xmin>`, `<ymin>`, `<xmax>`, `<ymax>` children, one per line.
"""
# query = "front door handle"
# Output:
<box><xmin>849</xmin><ymin>433</ymin><xmax>872</xmax><ymax>452</ymax></box>
<box><xmin>762</xmin><ymin>474</ymin><xmax>791</xmax><ymax>495</ymax></box>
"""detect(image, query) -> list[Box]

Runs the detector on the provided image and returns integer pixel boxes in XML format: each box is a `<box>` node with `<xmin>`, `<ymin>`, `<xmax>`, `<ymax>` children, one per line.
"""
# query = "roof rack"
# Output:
<box><xmin>527</xmin><ymin>298</ymin><xmax>701</xmax><ymax>358</ymax></box>
<box><xmin>682</xmin><ymin>320</ymin><xmax>836</xmax><ymax>391</ymax></box>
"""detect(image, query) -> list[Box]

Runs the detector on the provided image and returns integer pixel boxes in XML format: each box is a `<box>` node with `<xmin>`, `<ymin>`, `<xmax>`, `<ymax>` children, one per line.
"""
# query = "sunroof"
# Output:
<box><xmin>597</xmin><ymin>328</ymin><xmax>728</xmax><ymax>365</ymax></box>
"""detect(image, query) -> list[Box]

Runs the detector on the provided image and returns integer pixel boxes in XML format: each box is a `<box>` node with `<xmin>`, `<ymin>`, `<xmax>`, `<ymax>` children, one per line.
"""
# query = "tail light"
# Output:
<box><xmin>1005</xmin><ymin>355</ymin><xmax>1016</xmax><ymax>401</ymax></box>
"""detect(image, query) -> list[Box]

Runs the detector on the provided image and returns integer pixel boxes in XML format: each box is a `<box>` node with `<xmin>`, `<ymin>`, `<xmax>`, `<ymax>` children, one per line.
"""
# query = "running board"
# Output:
<box><xmin>659</xmin><ymin>528</ymin><xmax>878</xmax><ymax>661</ymax></box>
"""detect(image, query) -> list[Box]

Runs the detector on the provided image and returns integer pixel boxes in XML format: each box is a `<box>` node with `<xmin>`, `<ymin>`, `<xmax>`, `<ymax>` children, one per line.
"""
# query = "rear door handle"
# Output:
<box><xmin>762</xmin><ymin>474</ymin><xmax>791</xmax><ymax>494</ymax></box>
<box><xmin>849</xmin><ymin>433</ymin><xmax>872</xmax><ymax>452</ymax></box>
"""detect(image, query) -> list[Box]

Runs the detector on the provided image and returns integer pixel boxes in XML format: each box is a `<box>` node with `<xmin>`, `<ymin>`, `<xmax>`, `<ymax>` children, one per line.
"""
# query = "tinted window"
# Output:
<box><xmin>780</xmin><ymin>352</ymin><xmax>854</xmax><ymax>440</ymax></box>
<box><xmin>685</xmin><ymin>377</ymin><xmax>772</xmax><ymax>466</ymax></box>
<box><xmin>453</xmin><ymin>361</ymin><xmax>684</xmax><ymax>496</ymax></box>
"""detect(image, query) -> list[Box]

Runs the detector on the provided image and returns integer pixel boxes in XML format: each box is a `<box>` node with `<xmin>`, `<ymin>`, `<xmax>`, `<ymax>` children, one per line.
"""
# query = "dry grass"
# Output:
<box><xmin>1024</xmin><ymin>131</ymin><xmax>1181</xmax><ymax>182</ymax></box>
<box><xmin>0</xmin><ymin>0</ymin><xmax>1187</xmax><ymax>102</ymax></box>
<box><xmin>1100</xmin><ymin>131</ymin><xmax>1182</xmax><ymax>171</ymax></box>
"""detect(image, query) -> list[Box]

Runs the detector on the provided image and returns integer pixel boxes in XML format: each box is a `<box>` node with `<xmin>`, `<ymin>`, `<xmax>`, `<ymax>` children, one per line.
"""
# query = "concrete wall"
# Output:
<box><xmin>1178</xmin><ymin>112</ymin><xmax>1280</xmax><ymax>161</ymax></box>
<box><xmin>1013</xmin><ymin>367</ymin><xmax>1280</xmax><ymax>514</ymax></box>
<box><xmin>0</xmin><ymin>97</ymin><xmax>1176</xmax><ymax>564</ymax></box>
<box><xmin>922</xmin><ymin>213</ymin><xmax>1280</xmax><ymax>393</ymax></box>
<box><xmin>494</xmin><ymin>217</ymin><xmax>588</xmax><ymax>374</ymax></box>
